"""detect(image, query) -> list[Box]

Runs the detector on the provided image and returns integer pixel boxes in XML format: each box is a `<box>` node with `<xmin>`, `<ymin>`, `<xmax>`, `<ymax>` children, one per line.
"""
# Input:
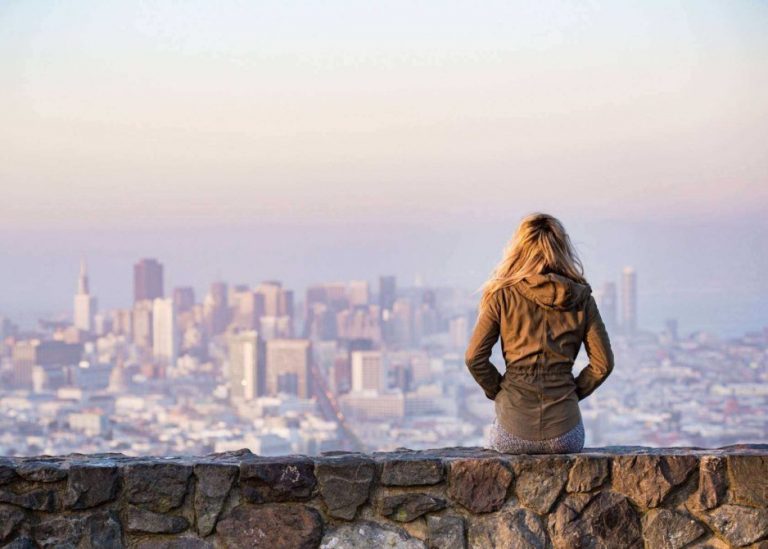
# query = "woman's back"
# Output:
<box><xmin>465</xmin><ymin>271</ymin><xmax>614</xmax><ymax>441</ymax></box>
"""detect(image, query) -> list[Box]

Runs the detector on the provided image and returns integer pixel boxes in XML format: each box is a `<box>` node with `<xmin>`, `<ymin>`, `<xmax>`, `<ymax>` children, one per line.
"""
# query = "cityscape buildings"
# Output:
<box><xmin>0</xmin><ymin>259</ymin><xmax>766</xmax><ymax>458</ymax></box>
<box><xmin>73</xmin><ymin>259</ymin><xmax>97</xmax><ymax>333</ymax></box>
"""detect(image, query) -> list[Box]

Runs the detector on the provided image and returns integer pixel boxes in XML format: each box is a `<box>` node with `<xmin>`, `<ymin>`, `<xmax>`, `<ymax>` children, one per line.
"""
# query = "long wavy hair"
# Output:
<box><xmin>476</xmin><ymin>212</ymin><xmax>588</xmax><ymax>311</ymax></box>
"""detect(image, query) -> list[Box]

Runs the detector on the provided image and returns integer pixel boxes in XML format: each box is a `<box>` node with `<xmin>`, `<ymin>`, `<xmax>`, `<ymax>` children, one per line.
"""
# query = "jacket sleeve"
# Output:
<box><xmin>464</xmin><ymin>293</ymin><xmax>503</xmax><ymax>400</ymax></box>
<box><xmin>575</xmin><ymin>295</ymin><xmax>615</xmax><ymax>400</ymax></box>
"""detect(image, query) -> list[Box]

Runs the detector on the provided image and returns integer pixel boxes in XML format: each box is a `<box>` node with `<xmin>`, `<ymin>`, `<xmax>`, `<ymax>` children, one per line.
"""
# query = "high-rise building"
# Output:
<box><xmin>152</xmin><ymin>298</ymin><xmax>177</xmax><ymax>367</ymax></box>
<box><xmin>11</xmin><ymin>340</ymin><xmax>83</xmax><ymax>388</ymax></box>
<box><xmin>279</xmin><ymin>289</ymin><xmax>294</xmax><ymax>319</ymax></box>
<box><xmin>621</xmin><ymin>266</ymin><xmax>638</xmax><ymax>336</ymax></box>
<box><xmin>132</xmin><ymin>300</ymin><xmax>154</xmax><ymax>349</ymax></box>
<box><xmin>449</xmin><ymin>315</ymin><xmax>469</xmax><ymax>350</ymax></box>
<box><xmin>73</xmin><ymin>259</ymin><xmax>97</xmax><ymax>332</ymax></box>
<box><xmin>351</xmin><ymin>350</ymin><xmax>386</xmax><ymax>393</ymax></box>
<box><xmin>265</xmin><ymin>339</ymin><xmax>312</xmax><ymax>398</ymax></box>
<box><xmin>173</xmin><ymin>287</ymin><xmax>196</xmax><ymax>313</ymax></box>
<box><xmin>231</xmin><ymin>290</ymin><xmax>264</xmax><ymax>330</ymax></box>
<box><xmin>336</xmin><ymin>305</ymin><xmax>382</xmax><ymax>343</ymax></box>
<box><xmin>348</xmin><ymin>280</ymin><xmax>370</xmax><ymax>307</ymax></box>
<box><xmin>228</xmin><ymin>330</ymin><xmax>266</xmax><ymax>400</ymax></box>
<box><xmin>259</xmin><ymin>316</ymin><xmax>293</xmax><ymax>340</ymax></box>
<box><xmin>134</xmin><ymin>258</ymin><xmax>164</xmax><ymax>304</ymax></box>
<box><xmin>597</xmin><ymin>281</ymin><xmax>618</xmax><ymax>333</ymax></box>
<box><xmin>379</xmin><ymin>276</ymin><xmax>397</xmax><ymax>312</ymax></box>
<box><xmin>256</xmin><ymin>281</ymin><xmax>283</xmax><ymax>317</ymax></box>
<box><xmin>205</xmin><ymin>281</ymin><xmax>230</xmax><ymax>336</ymax></box>
<box><xmin>390</xmin><ymin>297</ymin><xmax>414</xmax><ymax>347</ymax></box>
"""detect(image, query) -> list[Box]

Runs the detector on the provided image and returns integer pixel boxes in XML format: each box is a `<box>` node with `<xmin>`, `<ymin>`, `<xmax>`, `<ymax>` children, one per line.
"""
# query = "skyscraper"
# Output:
<box><xmin>134</xmin><ymin>258</ymin><xmax>164</xmax><ymax>304</ymax></box>
<box><xmin>621</xmin><ymin>266</ymin><xmax>638</xmax><ymax>336</ymax></box>
<box><xmin>255</xmin><ymin>281</ymin><xmax>283</xmax><ymax>317</ymax></box>
<box><xmin>348</xmin><ymin>280</ymin><xmax>370</xmax><ymax>306</ymax></box>
<box><xmin>350</xmin><ymin>350</ymin><xmax>386</xmax><ymax>393</ymax></box>
<box><xmin>205</xmin><ymin>281</ymin><xmax>230</xmax><ymax>336</ymax></box>
<box><xmin>265</xmin><ymin>339</ymin><xmax>312</xmax><ymax>398</ymax></box>
<box><xmin>152</xmin><ymin>297</ymin><xmax>177</xmax><ymax>367</ymax></box>
<box><xmin>228</xmin><ymin>330</ymin><xmax>266</xmax><ymax>401</ymax></box>
<box><xmin>173</xmin><ymin>287</ymin><xmax>195</xmax><ymax>313</ymax></box>
<box><xmin>73</xmin><ymin>259</ymin><xmax>97</xmax><ymax>332</ymax></box>
<box><xmin>379</xmin><ymin>276</ymin><xmax>397</xmax><ymax>312</ymax></box>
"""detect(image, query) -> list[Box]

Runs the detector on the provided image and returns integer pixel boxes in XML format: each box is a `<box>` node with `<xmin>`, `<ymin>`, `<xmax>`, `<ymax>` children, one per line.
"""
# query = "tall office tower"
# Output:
<box><xmin>390</xmin><ymin>297</ymin><xmax>414</xmax><ymax>347</ymax></box>
<box><xmin>449</xmin><ymin>315</ymin><xmax>469</xmax><ymax>350</ymax></box>
<box><xmin>304</xmin><ymin>302</ymin><xmax>337</xmax><ymax>340</ymax></box>
<box><xmin>305</xmin><ymin>285</ymin><xmax>328</xmax><ymax>311</ymax></box>
<box><xmin>132</xmin><ymin>300</ymin><xmax>154</xmax><ymax>349</ymax></box>
<box><xmin>351</xmin><ymin>350</ymin><xmax>386</xmax><ymax>393</ymax></box>
<box><xmin>336</xmin><ymin>305</ymin><xmax>382</xmax><ymax>343</ymax></box>
<box><xmin>205</xmin><ymin>281</ymin><xmax>230</xmax><ymax>336</ymax></box>
<box><xmin>134</xmin><ymin>258</ymin><xmax>164</xmax><ymax>304</ymax></box>
<box><xmin>256</xmin><ymin>281</ymin><xmax>283</xmax><ymax>317</ymax></box>
<box><xmin>73</xmin><ymin>259</ymin><xmax>98</xmax><ymax>332</ymax></box>
<box><xmin>265</xmin><ymin>339</ymin><xmax>312</xmax><ymax>398</ymax></box>
<box><xmin>325</xmin><ymin>282</ymin><xmax>349</xmax><ymax>311</ymax></box>
<box><xmin>227</xmin><ymin>330</ymin><xmax>266</xmax><ymax>401</ymax></box>
<box><xmin>379</xmin><ymin>276</ymin><xmax>397</xmax><ymax>312</ymax></box>
<box><xmin>111</xmin><ymin>309</ymin><xmax>133</xmax><ymax>338</ymax></box>
<box><xmin>259</xmin><ymin>315</ymin><xmax>293</xmax><ymax>340</ymax></box>
<box><xmin>348</xmin><ymin>280</ymin><xmax>370</xmax><ymax>306</ymax></box>
<box><xmin>597</xmin><ymin>281</ymin><xmax>618</xmax><ymax>333</ymax></box>
<box><xmin>279</xmin><ymin>289</ymin><xmax>294</xmax><ymax>318</ymax></box>
<box><xmin>11</xmin><ymin>339</ymin><xmax>83</xmax><ymax>388</ymax></box>
<box><xmin>232</xmin><ymin>290</ymin><xmax>264</xmax><ymax>330</ymax></box>
<box><xmin>152</xmin><ymin>298</ymin><xmax>177</xmax><ymax>367</ymax></box>
<box><xmin>621</xmin><ymin>266</ymin><xmax>638</xmax><ymax>336</ymax></box>
<box><xmin>173</xmin><ymin>287</ymin><xmax>195</xmax><ymax>313</ymax></box>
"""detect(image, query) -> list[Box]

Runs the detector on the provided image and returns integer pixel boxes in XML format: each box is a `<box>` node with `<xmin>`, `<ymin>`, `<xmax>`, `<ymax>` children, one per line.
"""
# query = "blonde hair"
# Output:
<box><xmin>476</xmin><ymin>212</ymin><xmax>588</xmax><ymax>311</ymax></box>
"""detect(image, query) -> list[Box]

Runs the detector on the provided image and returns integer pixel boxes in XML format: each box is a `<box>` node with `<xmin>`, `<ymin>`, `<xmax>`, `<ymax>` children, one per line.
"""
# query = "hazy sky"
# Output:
<box><xmin>1</xmin><ymin>1</ymin><xmax>766</xmax><ymax>335</ymax></box>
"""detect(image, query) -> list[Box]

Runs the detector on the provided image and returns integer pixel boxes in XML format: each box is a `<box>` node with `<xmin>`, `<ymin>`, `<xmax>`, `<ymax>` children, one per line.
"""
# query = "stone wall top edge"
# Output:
<box><xmin>1</xmin><ymin>443</ymin><xmax>766</xmax><ymax>465</ymax></box>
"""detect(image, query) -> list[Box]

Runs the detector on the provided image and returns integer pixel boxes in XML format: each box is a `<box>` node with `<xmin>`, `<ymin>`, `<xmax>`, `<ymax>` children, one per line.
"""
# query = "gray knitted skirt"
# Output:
<box><xmin>487</xmin><ymin>416</ymin><xmax>585</xmax><ymax>454</ymax></box>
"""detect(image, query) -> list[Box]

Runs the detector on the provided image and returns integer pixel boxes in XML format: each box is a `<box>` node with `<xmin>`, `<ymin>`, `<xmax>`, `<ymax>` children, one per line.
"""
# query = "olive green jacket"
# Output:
<box><xmin>465</xmin><ymin>272</ymin><xmax>614</xmax><ymax>440</ymax></box>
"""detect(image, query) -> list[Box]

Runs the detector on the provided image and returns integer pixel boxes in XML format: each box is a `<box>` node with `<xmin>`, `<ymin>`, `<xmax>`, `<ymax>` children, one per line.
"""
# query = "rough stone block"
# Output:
<box><xmin>513</xmin><ymin>456</ymin><xmax>571</xmax><ymax>514</ymax></box>
<box><xmin>216</xmin><ymin>503</ymin><xmax>322</xmax><ymax>549</ymax></box>
<box><xmin>727</xmin><ymin>455</ymin><xmax>768</xmax><ymax>508</ymax></box>
<box><xmin>64</xmin><ymin>464</ymin><xmax>118</xmax><ymax>510</ymax></box>
<box><xmin>704</xmin><ymin>504</ymin><xmax>768</xmax><ymax>547</ymax></box>
<box><xmin>426</xmin><ymin>514</ymin><xmax>465</xmax><ymax>549</ymax></box>
<box><xmin>470</xmin><ymin>508</ymin><xmax>548</xmax><ymax>549</ymax></box>
<box><xmin>380</xmin><ymin>456</ymin><xmax>445</xmax><ymax>486</ymax></box>
<box><xmin>240</xmin><ymin>455</ymin><xmax>316</xmax><ymax>503</ymax></box>
<box><xmin>193</xmin><ymin>462</ymin><xmax>238</xmax><ymax>536</ymax></box>
<box><xmin>320</xmin><ymin>520</ymin><xmax>425</xmax><ymax>548</ymax></box>
<box><xmin>566</xmin><ymin>456</ymin><xmax>609</xmax><ymax>492</ymax></box>
<box><xmin>447</xmin><ymin>458</ymin><xmax>513</xmax><ymax>513</ymax></box>
<box><xmin>377</xmin><ymin>493</ymin><xmax>446</xmax><ymax>522</ymax></box>
<box><xmin>125</xmin><ymin>505</ymin><xmax>189</xmax><ymax>534</ymax></box>
<box><xmin>123</xmin><ymin>461</ymin><xmax>192</xmax><ymax>513</ymax></box>
<box><xmin>315</xmin><ymin>454</ymin><xmax>375</xmax><ymax>519</ymax></box>
<box><xmin>697</xmin><ymin>456</ymin><xmax>726</xmax><ymax>510</ymax></box>
<box><xmin>641</xmin><ymin>508</ymin><xmax>706</xmax><ymax>549</ymax></box>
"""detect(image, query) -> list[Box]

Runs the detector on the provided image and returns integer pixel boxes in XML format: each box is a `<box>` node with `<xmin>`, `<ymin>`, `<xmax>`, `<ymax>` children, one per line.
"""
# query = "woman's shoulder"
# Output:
<box><xmin>491</xmin><ymin>284</ymin><xmax>522</xmax><ymax>308</ymax></box>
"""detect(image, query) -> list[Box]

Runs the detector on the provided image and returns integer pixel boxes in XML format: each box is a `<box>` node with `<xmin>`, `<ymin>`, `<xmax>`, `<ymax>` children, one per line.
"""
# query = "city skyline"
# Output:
<box><xmin>2</xmin><ymin>241</ymin><xmax>761</xmax><ymax>341</ymax></box>
<box><xmin>1</xmin><ymin>1</ymin><xmax>766</xmax><ymax>340</ymax></box>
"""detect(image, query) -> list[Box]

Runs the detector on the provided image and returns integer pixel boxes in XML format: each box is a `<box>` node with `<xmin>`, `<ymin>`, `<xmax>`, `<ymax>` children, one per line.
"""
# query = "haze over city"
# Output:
<box><xmin>1</xmin><ymin>0</ymin><xmax>767</xmax><ymax>337</ymax></box>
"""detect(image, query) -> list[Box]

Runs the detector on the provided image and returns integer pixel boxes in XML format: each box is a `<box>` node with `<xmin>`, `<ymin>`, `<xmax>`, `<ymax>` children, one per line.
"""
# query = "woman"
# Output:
<box><xmin>465</xmin><ymin>212</ymin><xmax>614</xmax><ymax>454</ymax></box>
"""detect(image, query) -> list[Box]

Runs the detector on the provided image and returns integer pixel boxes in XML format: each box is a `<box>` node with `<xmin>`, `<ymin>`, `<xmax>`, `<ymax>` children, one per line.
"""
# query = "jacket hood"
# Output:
<box><xmin>514</xmin><ymin>272</ymin><xmax>592</xmax><ymax>311</ymax></box>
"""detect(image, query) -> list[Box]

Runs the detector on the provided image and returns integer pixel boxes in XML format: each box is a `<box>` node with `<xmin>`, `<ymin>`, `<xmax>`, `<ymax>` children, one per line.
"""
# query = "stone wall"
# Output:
<box><xmin>1</xmin><ymin>445</ymin><xmax>767</xmax><ymax>548</ymax></box>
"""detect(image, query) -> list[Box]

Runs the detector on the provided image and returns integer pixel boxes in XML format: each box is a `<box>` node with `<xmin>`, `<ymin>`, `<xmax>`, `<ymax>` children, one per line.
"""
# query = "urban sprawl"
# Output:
<box><xmin>0</xmin><ymin>260</ymin><xmax>765</xmax><ymax>456</ymax></box>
